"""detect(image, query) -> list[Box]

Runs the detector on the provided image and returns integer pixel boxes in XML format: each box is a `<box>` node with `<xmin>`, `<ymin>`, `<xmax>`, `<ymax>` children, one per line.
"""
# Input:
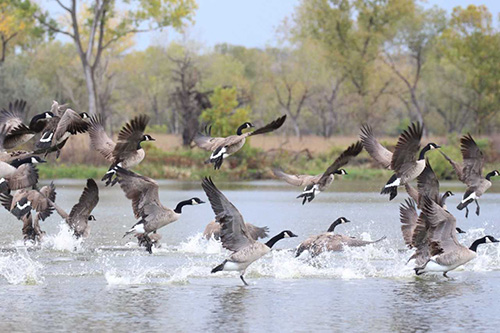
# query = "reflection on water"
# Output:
<box><xmin>0</xmin><ymin>180</ymin><xmax>499</xmax><ymax>331</ymax></box>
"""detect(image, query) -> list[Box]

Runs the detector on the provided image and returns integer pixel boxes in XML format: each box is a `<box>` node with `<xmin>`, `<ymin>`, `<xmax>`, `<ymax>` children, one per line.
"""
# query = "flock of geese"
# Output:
<box><xmin>0</xmin><ymin>100</ymin><xmax>498</xmax><ymax>285</ymax></box>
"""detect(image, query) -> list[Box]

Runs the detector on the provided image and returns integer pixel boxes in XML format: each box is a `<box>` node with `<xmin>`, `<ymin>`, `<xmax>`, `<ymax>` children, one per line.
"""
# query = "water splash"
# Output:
<box><xmin>177</xmin><ymin>233</ymin><xmax>224</xmax><ymax>254</ymax></box>
<box><xmin>0</xmin><ymin>250</ymin><xmax>44</xmax><ymax>285</ymax></box>
<box><xmin>41</xmin><ymin>222</ymin><xmax>83</xmax><ymax>252</ymax></box>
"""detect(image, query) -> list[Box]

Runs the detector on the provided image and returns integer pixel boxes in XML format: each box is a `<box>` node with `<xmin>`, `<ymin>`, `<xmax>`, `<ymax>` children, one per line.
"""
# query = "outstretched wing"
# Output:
<box><xmin>319</xmin><ymin>141</ymin><xmax>363</xmax><ymax>186</ymax></box>
<box><xmin>116</xmin><ymin>167</ymin><xmax>160</xmax><ymax>219</ymax></box>
<box><xmin>359</xmin><ymin>124</ymin><xmax>392</xmax><ymax>169</ymax></box>
<box><xmin>113</xmin><ymin>115</ymin><xmax>150</xmax><ymax>160</ymax></box>
<box><xmin>391</xmin><ymin>122</ymin><xmax>422</xmax><ymax>173</ymax></box>
<box><xmin>69</xmin><ymin>179</ymin><xmax>99</xmax><ymax>221</ymax></box>
<box><xmin>247</xmin><ymin>115</ymin><xmax>287</xmax><ymax>137</ymax></box>
<box><xmin>88</xmin><ymin>115</ymin><xmax>115</xmax><ymax>161</ymax></box>
<box><xmin>460</xmin><ymin>134</ymin><xmax>484</xmax><ymax>185</ymax></box>
<box><xmin>55</xmin><ymin>109</ymin><xmax>89</xmax><ymax>141</ymax></box>
<box><xmin>201</xmin><ymin>177</ymin><xmax>253</xmax><ymax>252</ymax></box>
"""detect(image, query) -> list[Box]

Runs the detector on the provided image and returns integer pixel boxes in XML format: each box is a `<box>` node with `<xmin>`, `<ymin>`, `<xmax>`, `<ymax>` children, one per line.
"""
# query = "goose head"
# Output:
<box><xmin>88</xmin><ymin>215</ymin><xmax>96</xmax><ymax>221</ymax></box>
<box><xmin>484</xmin><ymin>235</ymin><xmax>499</xmax><ymax>243</ymax></box>
<box><xmin>79</xmin><ymin>112</ymin><xmax>90</xmax><ymax>120</ymax></box>
<box><xmin>443</xmin><ymin>190</ymin><xmax>454</xmax><ymax>197</ymax></box>
<box><xmin>334</xmin><ymin>169</ymin><xmax>348</xmax><ymax>175</ymax></box>
<box><xmin>486</xmin><ymin>170</ymin><xmax>500</xmax><ymax>180</ymax></box>
<box><xmin>455</xmin><ymin>227</ymin><xmax>466</xmax><ymax>234</ymax></box>
<box><xmin>43</xmin><ymin>111</ymin><xmax>54</xmax><ymax>119</ymax></box>
<box><xmin>30</xmin><ymin>156</ymin><xmax>46</xmax><ymax>164</ymax></box>
<box><xmin>426</xmin><ymin>143</ymin><xmax>441</xmax><ymax>150</ymax></box>
<box><xmin>419</xmin><ymin>143</ymin><xmax>441</xmax><ymax>160</ymax></box>
<box><xmin>142</xmin><ymin>134</ymin><xmax>156</xmax><ymax>142</ymax></box>
<box><xmin>281</xmin><ymin>230</ymin><xmax>298</xmax><ymax>238</ymax></box>
<box><xmin>236</xmin><ymin>122</ymin><xmax>254</xmax><ymax>135</ymax></box>
<box><xmin>190</xmin><ymin>197</ymin><xmax>205</xmax><ymax>205</ymax></box>
<box><xmin>327</xmin><ymin>217</ymin><xmax>350</xmax><ymax>232</ymax></box>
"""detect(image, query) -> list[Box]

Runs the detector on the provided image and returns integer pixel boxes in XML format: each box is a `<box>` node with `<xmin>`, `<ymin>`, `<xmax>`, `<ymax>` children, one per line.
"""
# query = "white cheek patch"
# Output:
<box><xmin>284</xmin><ymin>233</ymin><xmax>290</xmax><ymax>238</ymax></box>
<box><xmin>486</xmin><ymin>238</ymin><xmax>492</xmax><ymax>244</ymax></box>
<box><xmin>0</xmin><ymin>178</ymin><xmax>5</xmax><ymax>184</ymax></box>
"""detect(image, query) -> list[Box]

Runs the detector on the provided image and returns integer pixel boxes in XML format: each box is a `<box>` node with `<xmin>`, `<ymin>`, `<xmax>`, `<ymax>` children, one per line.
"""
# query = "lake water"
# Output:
<box><xmin>0</xmin><ymin>179</ymin><xmax>499</xmax><ymax>332</ymax></box>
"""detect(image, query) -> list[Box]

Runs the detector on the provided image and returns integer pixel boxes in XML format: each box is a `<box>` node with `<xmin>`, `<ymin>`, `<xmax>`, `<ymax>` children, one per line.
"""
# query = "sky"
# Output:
<box><xmin>44</xmin><ymin>0</ymin><xmax>500</xmax><ymax>50</ymax></box>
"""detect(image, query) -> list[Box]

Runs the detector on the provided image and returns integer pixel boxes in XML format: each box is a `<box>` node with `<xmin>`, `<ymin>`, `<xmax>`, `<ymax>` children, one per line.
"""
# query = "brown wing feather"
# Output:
<box><xmin>69</xmin><ymin>179</ymin><xmax>99</xmax><ymax>221</ymax></box>
<box><xmin>391</xmin><ymin>122</ymin><xmax>422</xmax><ymax>172</ymax></box>
<box><xmin>359</xmin><ymin>124</ymin><xmax>392</xmax><ymax>169</ymax></box>
<box><xmin>319</xmin><ymin>141</ymin><xmax>363</xmax><ymax>185</ymax></box>
<box><xmin>88</xmin><ymin>115</ymin><xmax>115</xmax><ymax>161</ymax></box>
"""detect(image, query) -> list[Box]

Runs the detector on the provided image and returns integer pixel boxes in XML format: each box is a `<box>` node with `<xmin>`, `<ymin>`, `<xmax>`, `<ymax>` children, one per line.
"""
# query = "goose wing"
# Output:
<box><xmin>272</xmin><ymin>168</ymin><xmax>321</xmax><ymax>186</ymax></box>
<box><xmin>116</xmin><ymin>167</ymin><xmax>161</xmax><ymax>220</ymax></box>
<box><xmin>421</xmin><ymin>196</ymin><xmax>461</xmax><ymax>257</ymax></box>
<box><xmin>68</xmin><ymin>179</ymin><xmax>99</xmax><ymax>222</ymax></box>
<box><xmin>416</xmin><ymin>159</ymin><xmax>440</xmax><ymax>204</ymax></box>
<box><xmin>88</xmin><ymin>115</ymin><xmax>115</xmax><ymax>161</ymax></box>
<box><xmin>438</xmin><ymin>150</ymin><xmax>464</xmax><ymax>181</ymax></box>
<box><xmin>245</xmin><ymin>223</ymin><xmax>269</xmax><ymax>240</ymax></box>
<box><xmin>55</xmin><ymin>109</ymin><xmax>88</xmax><ymax>142</ymax></box>
<box><xmin>201</xmin><ymin>177</ymin><xmax>253</xmax><ymax>252</ymax></box>
<box><xmin>245</xmin><ymin>115</ymin><xmax>287</xmax><ymax>137</ymax></box>
<box><xmin>4</xmin><ymin>123</ymin><xmax>35</xmax><ymax>149</ymax></box>
<box><xmin>318</xmin><ymin>141</ymin><xmax>363</xmax><ymax>186</ymax></box>
<box><xmin>460</xmin><ymin>134</ymin><xmax>484</xmax><ymax>185</ymax></box>
<box><xmin>0</xmin><ymin>100</ymin><xmax>26</xmax><ymax>131</ymax></box>
<box><xmin>359</xmin><ymin>124</ymin><xmax>392</xmax><ymax>169</ymax></box>
<box><xmin>193</xmin><ymin>124</ymin><xmax>227</xmax><ymax>151</ymax></box>
<box><xmin>26</xmin><ymin>190</ymin><xmax>54</xmax><ymax>221</ymax></box>
<box><xmin>113</xmin><ymin>115</ymin><xmax>149</xmax><ymax>160</ymax></box>
<box><xmin>391</xmin><ymin>122</ymin><xmax>422</xmax><ymax>173</ymax></box>
<box><xmin>399</xmin><ymin>198</ymin><xmax>419</xmax><ymax>247</ymax></box>
<box><xmin>6</xmin><ymin>164</ymin><xmax>39</xmax><ymax>191</ymax></box>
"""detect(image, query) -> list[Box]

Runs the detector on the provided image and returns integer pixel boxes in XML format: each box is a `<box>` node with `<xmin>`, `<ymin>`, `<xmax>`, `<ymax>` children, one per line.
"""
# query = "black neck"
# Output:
<box><xmin>327</xmin><ymin>220</ymin><xmax>341</xmax><ymax>232</ymax></box>
<box><xmin>265</xmin><ymin>233</ymin><xmax>285</xmax><ymax>248</ymax></box>
<box><xmin>10</xmin><ymin>158</ymin><xmax>32</xmax><ymax>168</ymax></box>
<box><xmin>236</xmin><ymin>124</ymin><xmax>246</xmax><ymax>135</ymax></box>
<box><xmin>174</xmin><ymin>199</ymin><xmax>192</xmax><ymax>214</ymax></box>
<box><xmin>440</xmin><ymin>193</ymin><xmax>449</xmax><ymax>206</ymax></box>
<box><xmin>136</xmin><ymin>141</ymin><xmax>143</xmax><ymax>150</ymax></box>
<box><xmin>418</xmin><ymin>146</ymin><xmax>430</xmax><ymax>160</ymax></box>
<box><xmin>486</xmin><ymin>171</ymin><xmax>496</xmax><ymax>181</ymax></box>
<box><xmin>469</xmin><ymin>238</ymin><xmax>486</xmax><ymax>252</ymax></box>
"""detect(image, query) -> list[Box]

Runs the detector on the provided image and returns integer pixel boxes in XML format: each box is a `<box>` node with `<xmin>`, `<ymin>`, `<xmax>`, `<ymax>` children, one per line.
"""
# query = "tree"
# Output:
<box><xmin>32</xmin><ymin>0</ymin><xmax>196</xmax><ymax>115</ymax></box>
<box><xmin>0</xmin><ymin>0</ymin><xmax>43</xmax><ymax>63</ymax></box>
<box><xmin>440</xmin><ymin>5</ymin><xmax>500</xmax><ymax>133</ymax></box>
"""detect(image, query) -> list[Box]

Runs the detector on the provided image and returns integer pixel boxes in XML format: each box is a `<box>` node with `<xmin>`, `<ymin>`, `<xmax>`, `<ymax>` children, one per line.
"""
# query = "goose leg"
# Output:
<box><xmin>465</xmin><ymin>206</ymin><xmax>469</xmax><ymax>219</ymax></box>
<box><xmin>443</xmin><ymin>272</ymin><xmax>449</xmax><ymax>278</ymax></box>
<box><xmin>240</xmin><ymin>275</ymin><xmax>249</xmax><ymax>286</ymax></box>
<box><xmin>475</xmin><ymin>199</ymin><xmax>480</xmax><ymax>216</ymax></box>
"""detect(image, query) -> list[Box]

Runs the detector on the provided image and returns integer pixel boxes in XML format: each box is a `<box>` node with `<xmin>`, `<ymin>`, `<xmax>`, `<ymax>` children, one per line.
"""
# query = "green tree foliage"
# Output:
<box><xmin>200</xmin><ymin>87</ymin><xmax>250</xmax><ymax>137</ymax></box>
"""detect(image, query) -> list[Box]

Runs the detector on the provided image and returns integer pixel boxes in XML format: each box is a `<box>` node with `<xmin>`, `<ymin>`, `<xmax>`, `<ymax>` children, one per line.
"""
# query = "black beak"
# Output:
<box><xmin>198</xmin><ymin>200</ymin><xmax>205</xmax><ymax>204</ymax></box>
<box><xmin>345</xmin><ymin>219</ymin><xmax>351</xmax><ymax>223</ymax></box>
<box><xmin>40</xmin><ymin>159</ymin><xmax>47</xmax><ymax>163</ymax></box>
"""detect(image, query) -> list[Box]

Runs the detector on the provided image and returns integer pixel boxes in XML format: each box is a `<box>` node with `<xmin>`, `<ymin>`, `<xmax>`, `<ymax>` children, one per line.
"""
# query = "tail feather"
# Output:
<box><xmin>381</xmin><ymin>185</ymin><xmax>398</xmax><ymax>200</ymax></box>
<box><xmin>211</xmin><ymin>260</ymin><xmax>227</xmax><ymax>273</ymax></box>
<box><xmin>456</xmin><ymin>200</ymin><xmax>471</xmax><ymax>211</ymax></box>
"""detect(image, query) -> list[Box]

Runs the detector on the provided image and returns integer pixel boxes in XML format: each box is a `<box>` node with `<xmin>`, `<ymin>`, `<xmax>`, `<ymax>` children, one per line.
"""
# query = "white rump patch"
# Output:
<box><xmin>385</xmin><ymin>178</ymin><xmax>401</xmax><ymax>188</ymax></box>
<box><xmin>462</xmin><ymin>192</ymin><xmax>477</xmax><ymax>203</ymax></box>
<box><xmin>0</xmin><ymin>178</ymin><xmax>5</xmax><ymax>184</ymax></box>
<box><xmin>16</xmin><ymin>200</ymin><xmax>31</xmax><ymax>211</ymax></box>
<box><xmin>40</xmin><ymin>132</ymin><xmax>53</xmax><ymax>143</ymax></box>
<box><xmin>210</xmin><ymin>146</ymin><xmax>227</xmax><ymax>159</ymax></box>
<box><xmin>131</xmin><ymin>223</ymin><xmax>145</xmax><ymax>234</ymax></box>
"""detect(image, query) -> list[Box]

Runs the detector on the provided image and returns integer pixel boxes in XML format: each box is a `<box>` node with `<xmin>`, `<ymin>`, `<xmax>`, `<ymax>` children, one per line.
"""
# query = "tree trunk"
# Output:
<box><xmin>83</xmin><ymin>64</ymin><xmax>98</xmax><ymax>115</ymax></box>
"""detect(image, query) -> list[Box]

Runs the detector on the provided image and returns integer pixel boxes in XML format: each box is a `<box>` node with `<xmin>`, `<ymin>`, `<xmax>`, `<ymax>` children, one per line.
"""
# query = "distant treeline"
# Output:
<box><xmin>1</xmin><ymin>0</ymin><xmax>500</xmax><ymax>143</ymax></box>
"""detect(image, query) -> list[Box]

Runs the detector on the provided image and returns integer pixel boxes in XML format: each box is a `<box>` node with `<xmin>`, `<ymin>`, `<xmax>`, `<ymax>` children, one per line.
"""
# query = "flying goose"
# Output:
<box><xmin>410</xmin><ymin>159</ymin><xmax>454</xmax><ymax>209</ymax></box>
<box><xmin>35</xmin><ymin>101</ymin><xmax>89</xmax><ymax>157</ymax></box>
<box><xmin>203</xmin><ymin>220</ymin><xmax>269</xmax><ymax>241</ymax></box>
<box><xmin>295</xmin><ymin>217</ymin><xmax>386</xmax><ymax>257</ymax></box>
<box><xmin>379</xmin><ymin>122</ymin><xmax>440</xmax><ymax>200</ymax></box>
<box><xmin>0</xmin><ymin>183</ymin><xmax>56</xmax><ymax>240</ymax></box>
<box><xmin>194</xmin><ymin>115</ymin><xmax>287</xmax><ymax>170</ymax></box>
<box><xmin>201</xmin><ymin>177</ymin><xmax>297</xmax><ymax>285</ymax></box>
<box><xmin>405</xmin><ymin>196</ymin><xmax>499</xmax><ymax>277</ymax></box>
<box><xmin>116</xmin><ymin>167</ymin><xmax>204</xmax><ymax>253</ymax></box>
<box><xmin>49</xmin><ymin>179</ymin><xmax>99</xmax><ymax>238</ymax></box>
<box><xmin>294</xmin><ymin>141</ymin><xmax>363</xmax><ymax>204</ymax></box>
<box><xmin>0</xmin><ymin>100</ymin><xmax>55</xmax><ymax>149</ymax></box>
<box><xmin>93</xmin><ymin>115</ymin><xmax>155</xmax><ymax>186</ymax></box>
<box><xmin>439</xmin><ymin>134</ymin><xmax>499</xmax><ymax>218</ymax></box>
<box><xmin>0</xmin><ymin>156</ymin><xmax>44</xmax><ymax>193</ymax></box>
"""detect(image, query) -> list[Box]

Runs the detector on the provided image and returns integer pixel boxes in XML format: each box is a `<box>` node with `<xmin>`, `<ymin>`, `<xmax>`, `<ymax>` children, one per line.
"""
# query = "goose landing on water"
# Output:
<box><xmin>295</xmin><ymin>217</ymin><xmax>386</xmax><ymax>257</ymax></box>
<box><xmin>201</xmin><ymin>177</ymin><xmax>297</xmax><ymax>285</ymax></box>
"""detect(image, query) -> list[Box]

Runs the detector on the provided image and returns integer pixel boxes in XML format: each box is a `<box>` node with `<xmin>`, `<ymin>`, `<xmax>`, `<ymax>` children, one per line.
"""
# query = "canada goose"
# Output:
<box><xmin>203</xmin><ymin>220</ymin><xmax>269</xmax><ymax>241</ymax></box>
<box><xmin>0</xmin><ymin>183</ymin><xmax>56</xmax><ymax>240</ymax></box>
<box><xmin>380</xmin><ymin>122</ymin><xmax>440</xmax><ymax>200</ymax></box>
<box><xmin>116</xmin><ymin>167</ymin><xmax>204</xmax><ymax>253</ymax></box>
<box><xmin>439</xmin><ymin>134</ymin><xmax>499</xmax><ymax>218</ymax></box>
<box><xmin>35</xmin><ymin>102</ymin><xmax>89</xmax><ymax>157</ymax></box>
<box><xmin>408</xmin><ymin>196</ymin><xmax>499</xmax><ymax>277</ymax></box>
<box><xmin>201</xmin><ymin>177</ymin><xmax>297</xmax><ymax>285</ymax></box>
<box><xmin>194</xmin><ymin>115</ymin><xmax>286</xmax><ymax>170</ymax></box>
<box><xmin>0</xmin><ymin>156</ymin><xmax>44</xmax><ymax>193</ymax></box>
<box><xmin>0</xmin><ymin>100</ymin><xmax>55</xmax><ymax>149</ymax></box>
<box><xmin>411</xmin><ymin>159</ymin><xmax>454</xmax><ymax>209</ymax></box>
<box><xmin>294</xmin><ymin>141</ymin><xmax>363</xmax><ymax>204</ymax></box>
<box><xmin>295</xmin><ymin>217</ymin><xmax>386</xmax><ymax>257</ymax></box>
<box><xmin>93</xmin><ymin>115</ymin><xmax>155</xmax><ymax>186</ymax></box>
<box><xmin>49</xmin><ymin>179</ymin><xmax>99</xmax><ymax>238</ymax></box>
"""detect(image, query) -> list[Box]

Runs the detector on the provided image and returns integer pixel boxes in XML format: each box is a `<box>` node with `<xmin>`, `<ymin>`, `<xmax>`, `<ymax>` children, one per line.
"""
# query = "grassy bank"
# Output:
<box><xmin>37</xmin><ymin>134</ymin><xmax>499</xmax><ymax>181</ymax></box>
